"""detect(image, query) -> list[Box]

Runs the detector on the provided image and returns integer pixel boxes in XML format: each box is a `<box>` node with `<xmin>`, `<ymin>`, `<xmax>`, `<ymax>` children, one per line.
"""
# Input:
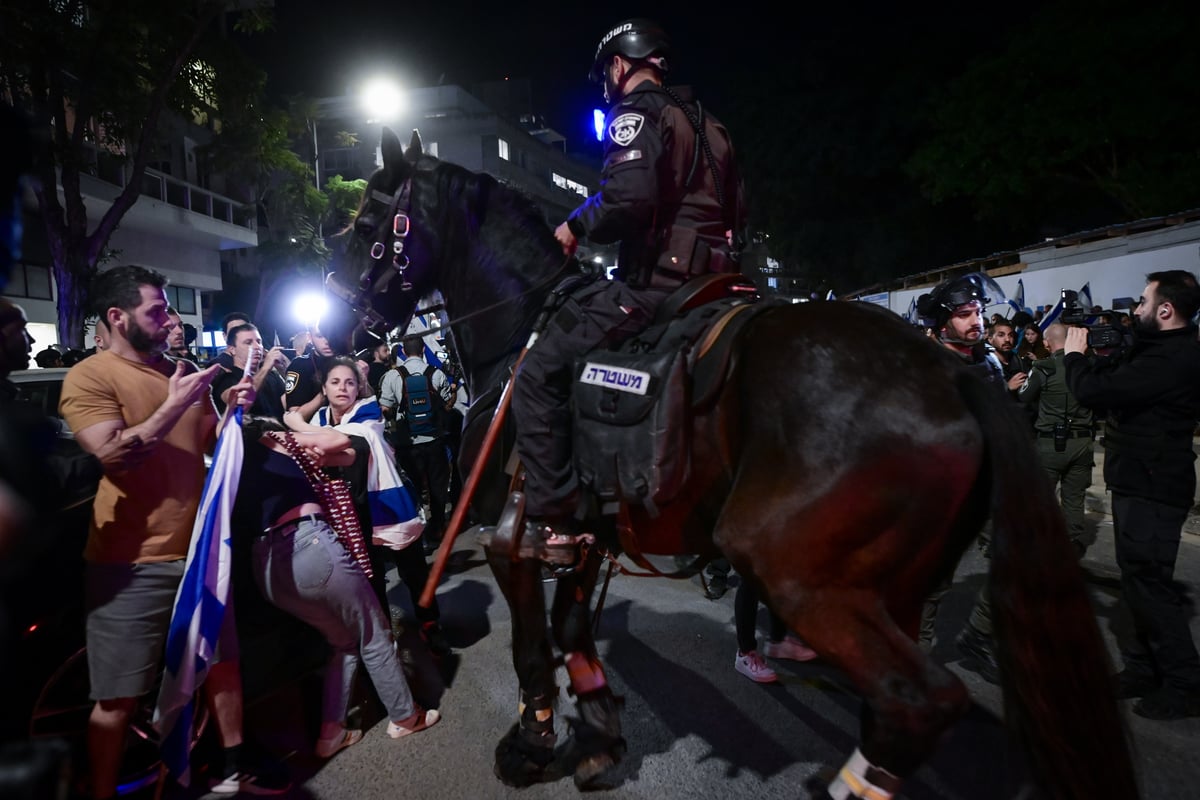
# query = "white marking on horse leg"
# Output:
<box><xmin>827</xmin><ymin>748</ymin><xmax>901</xmax><ymax>800</ymax></box>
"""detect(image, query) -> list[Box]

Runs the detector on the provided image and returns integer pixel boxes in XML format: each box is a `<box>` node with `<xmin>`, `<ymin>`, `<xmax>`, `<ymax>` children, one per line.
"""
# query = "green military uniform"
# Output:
<box><xmin>1018</xmin><ymin>350</ymin><xmax>1095</xmax><ymax>555</ymax></box>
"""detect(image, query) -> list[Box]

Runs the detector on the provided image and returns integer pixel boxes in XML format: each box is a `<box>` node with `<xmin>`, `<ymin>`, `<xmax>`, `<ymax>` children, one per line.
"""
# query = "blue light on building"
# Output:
<box><xmin>593</xmin><ymin>109</ymin><xmax>605</xmax><ymax>142</ymax></box>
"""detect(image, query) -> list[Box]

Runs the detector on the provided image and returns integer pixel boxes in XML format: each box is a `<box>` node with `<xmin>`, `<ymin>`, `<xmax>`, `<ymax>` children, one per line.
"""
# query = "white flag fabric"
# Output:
<box><xmin>1008</xmin><ymin>279</ymin><xmax>1026</xmax><ymax>315</ymax></box>
<box><xmin>1039</xmin><ymin>298</ymin><xmax>1065</xmax><ymax>331</ymax></box>
<box><xmin>1078</xmin><ymin>282</ymin><xmax>1094</xmax><ymax>314</ymax></box>
<box><xmin>153</xmin><ymin>406</ymin><xmax>244</xmax><ymax>785</ymax></box>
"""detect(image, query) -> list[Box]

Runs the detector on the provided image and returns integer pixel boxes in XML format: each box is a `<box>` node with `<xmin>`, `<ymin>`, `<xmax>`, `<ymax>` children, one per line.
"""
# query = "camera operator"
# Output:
<box><xmin>1064</xmin><ymin>269</ymin><xmax>1200</xmax><ymax>720</ymax></box>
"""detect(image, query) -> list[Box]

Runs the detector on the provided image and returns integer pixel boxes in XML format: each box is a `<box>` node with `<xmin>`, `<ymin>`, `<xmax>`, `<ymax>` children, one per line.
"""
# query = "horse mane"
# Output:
<box><xmin>427</xmin><ymin>158</ymin><xmax>561</xmax><ymax>260</ymax></box>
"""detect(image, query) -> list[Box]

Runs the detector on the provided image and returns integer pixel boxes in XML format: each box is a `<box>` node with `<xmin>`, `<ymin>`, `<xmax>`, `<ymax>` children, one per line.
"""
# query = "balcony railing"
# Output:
<box><xmin>84</xmin><ymin>146</ymin><xmax>256</xmax><ymax>231</ymax></box>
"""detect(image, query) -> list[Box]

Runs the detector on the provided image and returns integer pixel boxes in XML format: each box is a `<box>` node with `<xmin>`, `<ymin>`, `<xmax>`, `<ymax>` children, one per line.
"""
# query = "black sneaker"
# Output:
<box><xmin>421</xmin><ymin>621</ymin><xmax>452</xmax><ymax>656</ymax></box>
<box><xmin>704</xmin><ymin>575</ymin><xmax>728</xmax><ymax>600</ymax></box>
<box><xmin>1113</xmin><ymin>669</ymin><xmax>1159</xmax><ymax>700</ymax></box>
<box><xmin>955</xmin><ymin>625</ymin><xmax>1000</xmax><ymax>684</ymax></box>
<box><xmin>210</xmin><ymin>757</ymin><xmax>291</xmax><ymax>796</ymax></box>
<box><xmin>1132</xmin><ymin>687</ymin><xmax>1200</xmax><ymax>721</ymax></box>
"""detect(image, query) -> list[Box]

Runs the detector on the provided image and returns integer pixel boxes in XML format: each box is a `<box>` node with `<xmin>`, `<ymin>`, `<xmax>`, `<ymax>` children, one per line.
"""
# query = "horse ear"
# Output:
<box><xmin>405</xmin><ymin>128</ymin><xmax>424</xmax><ymax>160</ymax></box>
<box><xmin>380</xmin><ymin>126</ymin><xmax>405</xmax><ymax>171</ymax></box>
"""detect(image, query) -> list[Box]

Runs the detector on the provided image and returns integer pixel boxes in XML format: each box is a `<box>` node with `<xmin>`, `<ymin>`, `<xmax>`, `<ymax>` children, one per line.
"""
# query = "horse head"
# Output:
<box><xmin>322</xmin><ymin>126</ymin><xmax>441</xmax><ymax>354</ymax></box>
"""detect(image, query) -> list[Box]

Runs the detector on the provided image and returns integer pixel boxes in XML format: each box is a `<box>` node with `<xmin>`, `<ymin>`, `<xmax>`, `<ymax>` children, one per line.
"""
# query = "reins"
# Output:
<box><xmin>409</xmin><ymin>258</ymin><xmax>576</xmax><ymax>335</ymax></box>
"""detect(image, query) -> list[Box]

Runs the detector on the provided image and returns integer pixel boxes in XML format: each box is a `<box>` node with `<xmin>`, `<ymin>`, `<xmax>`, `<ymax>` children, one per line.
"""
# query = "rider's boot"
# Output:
<box><xmin>518</xmin><ymin>518</ymin><xmax>592</xmax><ymax>568</ymax></box>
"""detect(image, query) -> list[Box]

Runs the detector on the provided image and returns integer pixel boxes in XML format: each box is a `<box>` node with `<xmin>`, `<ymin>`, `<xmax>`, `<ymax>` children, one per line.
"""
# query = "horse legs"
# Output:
<box><xmin>791</xmin><ymin>597</ymin><xmax>970</xmax><ymax>800</ymax></box>
<box><xmin>549</xmin><ymin>550</ymin><xmax>625</xmax><ymax>789</ymax></box>
<box><xmin>485</xmin><ymin>549</ymin><xmax>560</xmax><ymax>786</ymax></box>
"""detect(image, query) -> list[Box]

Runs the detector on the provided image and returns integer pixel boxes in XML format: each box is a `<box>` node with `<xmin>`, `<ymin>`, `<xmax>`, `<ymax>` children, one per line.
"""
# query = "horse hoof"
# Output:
<box><xmin>493</xmin><ymin>723</ymin><xmax>557</xmax><ymax>788</ymax></box>
<box><xmin>803</xmin><ymin>765</ymin><xmax>840</xmax><ymax>799</ymax></box>
<box><xmin>571</xmin><ymin>736</ymin><xmax>625</xmax><ymax>791</ymax></box>
<box><xmin>573</xmin><ymin>750</ymin><xmax>618</xmax><ymax>791</ymax></box>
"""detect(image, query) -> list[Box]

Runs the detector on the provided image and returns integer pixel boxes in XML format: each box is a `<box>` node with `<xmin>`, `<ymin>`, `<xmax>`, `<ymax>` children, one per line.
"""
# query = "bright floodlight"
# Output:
<box><xmin>293</xmin><ymin>293</ymin><xmax>327</xmax><ymax>327</ymax></box>
<box><xmin>362</xmin><ymin>77</ymin><xmax>405</xmax><ymax>122</ymax></box>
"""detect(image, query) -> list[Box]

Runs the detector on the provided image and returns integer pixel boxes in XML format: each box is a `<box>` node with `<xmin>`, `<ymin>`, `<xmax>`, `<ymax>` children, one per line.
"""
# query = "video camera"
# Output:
<box><xmin>1060</xmin><ymin>289</ymin><xmax>1134</xmax><ymax>350</ymax></box>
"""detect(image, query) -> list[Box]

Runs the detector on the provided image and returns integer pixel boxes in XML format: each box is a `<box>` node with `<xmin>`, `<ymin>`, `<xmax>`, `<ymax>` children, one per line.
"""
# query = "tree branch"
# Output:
<box><xmin>87</xmin><ymin>2</ymin><xmax>225</xmax><ymax>263</ymax></box>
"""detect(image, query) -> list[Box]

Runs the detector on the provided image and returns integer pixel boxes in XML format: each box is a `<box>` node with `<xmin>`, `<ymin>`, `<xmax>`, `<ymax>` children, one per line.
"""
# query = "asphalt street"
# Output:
<box><xmin>138</xmin><ymin>474</ymin><xmax>1200</xmax><ymax>800</ymax></box>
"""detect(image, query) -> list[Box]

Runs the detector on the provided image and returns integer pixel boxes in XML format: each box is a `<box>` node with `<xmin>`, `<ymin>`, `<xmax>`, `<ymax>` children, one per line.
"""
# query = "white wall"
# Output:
<box><xmin>881</xmin><ymin>220</ymin><xmax>1200</xmax><ymax>321</ymax></box>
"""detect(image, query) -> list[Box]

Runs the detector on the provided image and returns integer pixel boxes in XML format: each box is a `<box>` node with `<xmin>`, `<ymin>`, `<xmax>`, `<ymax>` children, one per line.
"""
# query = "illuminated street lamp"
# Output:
<box><xmin>361</xmin><ymin>76</ymin><xmax>405</xmax><ymax>123</ymax></box>
<box><xmin>293</xmin><ymin>292</ymin><xmax>327</xmax><ymax>329</ymax></box>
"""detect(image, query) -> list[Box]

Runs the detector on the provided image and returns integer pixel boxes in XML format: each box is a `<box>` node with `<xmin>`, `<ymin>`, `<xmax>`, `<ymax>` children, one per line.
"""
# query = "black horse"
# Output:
<box><xmin>320</xmin><ymin>127</ymin><xmax>1137</xmax><ymax>799</ymax></box>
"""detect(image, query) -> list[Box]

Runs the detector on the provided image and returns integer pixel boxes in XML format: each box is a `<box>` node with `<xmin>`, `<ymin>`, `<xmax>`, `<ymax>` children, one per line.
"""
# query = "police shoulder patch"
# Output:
<box><xmin>285</xmin><ymin>371</ymin><xmax>299</xmax><ymax>394</ymax></box>
<box><xmin>608</xmin><ymin>113</ymin><xmax>645</xmax><ymax>147</ymax></box>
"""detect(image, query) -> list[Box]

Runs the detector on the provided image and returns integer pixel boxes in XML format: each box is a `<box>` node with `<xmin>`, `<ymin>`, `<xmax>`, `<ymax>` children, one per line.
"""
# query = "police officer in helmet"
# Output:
<box><xmin>512</xmin><ymin>18</ymin><xmax>746</xmax><ymax>563</ymax></box>
<box><xmin>916</xmin><ymin>272</ymin><xmax>1006</xmax><ymax>386</ymax></box>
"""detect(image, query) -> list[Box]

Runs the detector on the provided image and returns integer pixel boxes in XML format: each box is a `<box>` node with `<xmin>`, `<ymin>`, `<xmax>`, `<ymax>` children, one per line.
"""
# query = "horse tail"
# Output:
<box><xmin>956</xmin><ymin>371</ymin><xmax>1139</xmax><ymax>800</ymax></box>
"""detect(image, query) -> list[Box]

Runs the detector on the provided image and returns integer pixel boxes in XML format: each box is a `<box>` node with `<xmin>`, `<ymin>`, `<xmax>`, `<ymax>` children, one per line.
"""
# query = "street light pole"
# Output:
<box><xmin>311</xmin><ymin>117</ymin><xmax>320</xmax><ymax>191</ymax></box>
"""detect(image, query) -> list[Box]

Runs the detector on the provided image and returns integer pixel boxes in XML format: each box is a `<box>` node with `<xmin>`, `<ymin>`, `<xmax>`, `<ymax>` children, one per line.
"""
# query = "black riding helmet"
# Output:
<box><xmin>916</xmin><ymin>272</ymin><xmax>1005</xmax><ymax>329</ymax></box>
<box><xmin>589</xmin><ymin>18</ymin><xmax>671</xmax><ymax>83</ymax></box>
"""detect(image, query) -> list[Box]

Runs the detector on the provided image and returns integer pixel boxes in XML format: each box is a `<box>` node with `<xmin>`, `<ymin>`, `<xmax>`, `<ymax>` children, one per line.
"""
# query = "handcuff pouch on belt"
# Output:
<box><xmin>651</xmin><ymin>226</ymin><xmax>737</xmax><ymax>286</ymax></box>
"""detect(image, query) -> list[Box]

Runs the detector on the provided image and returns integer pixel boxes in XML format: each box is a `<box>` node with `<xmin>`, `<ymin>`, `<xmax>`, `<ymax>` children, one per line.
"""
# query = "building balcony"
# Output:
<box><xmin>69</xmin><ymin>148</ymin><xmax>258</xmax><ymax>251</ymax></box>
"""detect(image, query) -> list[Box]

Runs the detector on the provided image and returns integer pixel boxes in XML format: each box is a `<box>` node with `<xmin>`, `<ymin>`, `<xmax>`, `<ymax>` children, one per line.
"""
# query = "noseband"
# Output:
<box><xmin>326</xmin><ymin>177</ymin><xmax>416</xmax><ymax>334</ymax></box>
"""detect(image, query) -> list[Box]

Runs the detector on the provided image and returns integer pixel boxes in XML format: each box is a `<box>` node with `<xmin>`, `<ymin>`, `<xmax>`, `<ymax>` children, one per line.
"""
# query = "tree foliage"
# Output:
<box><xmin>907</xmin><ymin>1</ymin><xmax>1200</xmax><ymax>230</ymax></box>
<box><xmin>721</xmin><ymin>2</ymin><xmax>1199</xmax><ymax>295</ymax></box>
<box><xmin>0</xmin><ymin>0</ymin><xmax>272</xmax><ymax>346</ymax></box>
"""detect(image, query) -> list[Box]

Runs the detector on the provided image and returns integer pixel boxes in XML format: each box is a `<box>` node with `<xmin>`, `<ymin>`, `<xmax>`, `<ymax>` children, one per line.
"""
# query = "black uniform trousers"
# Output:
<box><xmin>368</xmin><ymin>542</ymin><xmax>440</xmax><ymax>627</ymax></box>
<box><xmin>397</xmin><ymin>438</ymin><xmax>452</xmax><ymax>545</ymax></box>
<box><xmin>1111</xmin><ymin>492</ymin><xmax>1200</xmax><ymax>693</ymax></box>
<box><xmin>512</xmin><ymin>281</ymin><xmax>669</xmax><ymax>519</ymax></box>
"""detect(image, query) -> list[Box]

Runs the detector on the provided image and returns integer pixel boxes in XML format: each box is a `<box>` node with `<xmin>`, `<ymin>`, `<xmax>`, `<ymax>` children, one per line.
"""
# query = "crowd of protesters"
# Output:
<box><xmin>0</xmin><ymin>267</ymin><xmax>470</xmax><ymax>796</ymax></box>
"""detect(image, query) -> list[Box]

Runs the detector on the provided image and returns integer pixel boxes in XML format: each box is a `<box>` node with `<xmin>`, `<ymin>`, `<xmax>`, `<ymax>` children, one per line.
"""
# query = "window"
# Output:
<box><xmin>322</xmin><ymin>148</ymin><xmax>357</xmax><ymax>174</ymax></box>
<box><xmin>552</xmin><ymin>172</ymin><xmax>589</xmax><ymax>198</ymax></box>
<box><xmin>6</xmin><ymin>263</ymin><xmax>53</xmax><ymax>300</ymax></box>
<box><xmin>498</xmin><ymin>138</ymin><xmax>509</xmax><ymax>161</ymax></box>
<box><xmin>166</xmin><ymin>285</ymin><xmax>196</xmax><ymax>315</ymax></box>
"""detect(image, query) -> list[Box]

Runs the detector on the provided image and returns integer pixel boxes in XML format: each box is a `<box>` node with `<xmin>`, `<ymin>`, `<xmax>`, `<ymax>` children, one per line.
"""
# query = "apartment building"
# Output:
<box><xmin>11</xmin><ymin>112</ymin><xmax>258</xmax><ymax>349</ymax></box>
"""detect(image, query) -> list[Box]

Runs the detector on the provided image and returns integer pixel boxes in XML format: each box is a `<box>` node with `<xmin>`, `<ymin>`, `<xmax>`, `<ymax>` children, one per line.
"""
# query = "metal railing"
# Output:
<box><xmin>85</xmin><ymin>146</ymin><xmax>256</xmax><ymax>231</ymax></box>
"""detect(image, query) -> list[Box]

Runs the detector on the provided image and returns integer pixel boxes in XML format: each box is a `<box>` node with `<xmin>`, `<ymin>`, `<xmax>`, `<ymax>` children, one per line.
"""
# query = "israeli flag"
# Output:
<box><xmin>153</xmin><ymin>406</ymin><xmax>244</xmax><ymax>785</ymax></box>
<box><xmin>1008</xmin><ymin>279</ymin><xmax>1026</xmax><ymax>316</ymax></box>
<box><xmin>1078</xmin><ymin>282</ymin><xmax>1094</xmax><ymax>314</ymax></box>
<box><xmin>1039</xmin><ymin>298</ymin><xmax>1065</xmax><ymax>331</ymax></box>
<box><xmin>825</xmin><ymin>289</ymin><xmax>836</xmax><ymax>301</ymax></box>
<box><xmin>904</xmin><ymin>296</ymin><xmax>918</xmax><ymax>324</ymax></box>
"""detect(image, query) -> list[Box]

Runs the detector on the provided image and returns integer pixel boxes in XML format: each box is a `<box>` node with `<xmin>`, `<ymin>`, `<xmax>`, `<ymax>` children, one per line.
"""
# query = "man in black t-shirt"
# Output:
<box><xmin>213</xmin><ymin>324</ymin><xmax>287</xmax><ymax>421</ymax></box>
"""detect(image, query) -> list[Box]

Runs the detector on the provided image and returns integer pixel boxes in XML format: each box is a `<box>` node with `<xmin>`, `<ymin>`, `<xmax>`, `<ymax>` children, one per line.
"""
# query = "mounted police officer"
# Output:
<box><xmin>511</xmin><ymin>18</ymin><xmax>746</xmax><ymax>563</ymax></box>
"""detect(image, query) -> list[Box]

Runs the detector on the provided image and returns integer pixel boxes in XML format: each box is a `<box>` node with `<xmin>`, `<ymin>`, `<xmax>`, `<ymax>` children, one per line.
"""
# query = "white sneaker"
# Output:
<box><xmin>388</xmin><ymin>707</ymin><xmax>441</xmax><ymax>738</ymax></box>
<box><xmin>734</xmin><ymin>650</ymin><xmax>778</xmax><ymax>683</ymax></box>
<box><xmin>763</xmin><ymin>635</ymin><xmax>819</xmax><ymax>663</ymax></box>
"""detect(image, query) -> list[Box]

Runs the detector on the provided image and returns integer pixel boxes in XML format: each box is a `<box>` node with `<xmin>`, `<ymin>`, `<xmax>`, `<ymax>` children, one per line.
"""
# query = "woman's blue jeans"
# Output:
<box><xmin>252</xmin><ymin>519</ymin><xmax>416</xmax><ymax>724</ymax></box>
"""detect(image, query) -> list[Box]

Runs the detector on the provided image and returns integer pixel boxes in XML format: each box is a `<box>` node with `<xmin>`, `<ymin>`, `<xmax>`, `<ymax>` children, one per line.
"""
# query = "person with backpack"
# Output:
<box><xmin>379</xmin><ymin>336</ymin><xmax>454</xmax><ymax>556</ymax></box>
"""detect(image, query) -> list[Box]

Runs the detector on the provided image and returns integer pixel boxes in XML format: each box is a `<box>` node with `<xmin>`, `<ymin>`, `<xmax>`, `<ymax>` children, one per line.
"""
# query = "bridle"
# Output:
<box><xmin>326</xmin><ymin>163</ymin><xmax>578</xmax><ymax>340</ymax></box>
<box><xmin>325</xmin><ymin>177</ymin><xmax>417</xmax><ymax>335</ymax></box>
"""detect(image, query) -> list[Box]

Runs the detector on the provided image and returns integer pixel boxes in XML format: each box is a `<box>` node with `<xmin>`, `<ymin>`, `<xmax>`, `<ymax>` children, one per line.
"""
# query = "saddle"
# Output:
<box><xmin>572</xmin><ymin>274</ymin><xmax>780</xmax><ymax>519</ymax></box>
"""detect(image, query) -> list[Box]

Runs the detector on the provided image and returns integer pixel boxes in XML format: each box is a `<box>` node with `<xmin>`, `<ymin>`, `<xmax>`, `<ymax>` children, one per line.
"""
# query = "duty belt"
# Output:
<box><xmin>1037</xmin><ymin>430</ymin><xmax>1093</xmax><ymax>439</ymax></box>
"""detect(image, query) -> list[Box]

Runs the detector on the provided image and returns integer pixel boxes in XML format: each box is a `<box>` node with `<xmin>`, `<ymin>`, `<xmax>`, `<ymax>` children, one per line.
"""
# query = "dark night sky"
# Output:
<box><xmin>244</xmin><ymin>1</ymin><xmax>1036</xmax><ymax>156</ymax></box>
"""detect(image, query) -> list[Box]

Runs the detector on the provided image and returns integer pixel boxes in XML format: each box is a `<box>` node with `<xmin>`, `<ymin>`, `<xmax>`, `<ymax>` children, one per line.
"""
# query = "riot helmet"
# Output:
<box><xmin>589</xmin><ymin>18</ymin><xmax>671</xmax><ymax>83</ymax></box>
<box><xmin>916</xmin><ymin>272</ymin><xmax>1006</xmax><ymax>330</ymax></box>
